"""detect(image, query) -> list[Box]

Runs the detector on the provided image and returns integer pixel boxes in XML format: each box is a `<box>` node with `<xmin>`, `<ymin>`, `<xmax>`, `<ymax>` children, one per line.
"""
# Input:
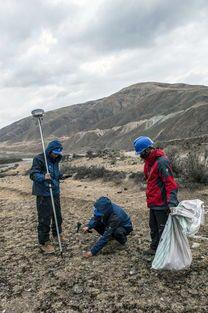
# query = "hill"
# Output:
<box><xmin>0</xmin><ymin>82</ymin><xmax>208</xmax><ymax>155</ymax></box>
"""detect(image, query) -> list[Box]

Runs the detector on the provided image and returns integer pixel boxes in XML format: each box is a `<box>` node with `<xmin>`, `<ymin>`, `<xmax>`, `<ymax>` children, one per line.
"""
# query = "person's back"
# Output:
<box><xmin>82</xmin><ymin>196</ymin><xmax>133</xmax><ymax>258</ymax></box>
<box><xmin>112</xmin><ymin>203</ymin><xmax>132</xmax><ymax>231</ymax></box>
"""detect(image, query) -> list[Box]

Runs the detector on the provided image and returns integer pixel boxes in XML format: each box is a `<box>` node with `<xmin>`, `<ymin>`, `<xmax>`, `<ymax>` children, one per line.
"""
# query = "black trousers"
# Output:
<box><xmin>149</xmin><ymin>209</ymin><xmax>169</xmax><ymax>250</ymax></box>
<box><xmin>36</xmin><ymin>195</ymin><xmax>62</xmax><ymax>245</ymax></box>
<box><xmin>94</xmin><ymin>222</ymin><xmax>130</xmax><ymax>245</ymax></box>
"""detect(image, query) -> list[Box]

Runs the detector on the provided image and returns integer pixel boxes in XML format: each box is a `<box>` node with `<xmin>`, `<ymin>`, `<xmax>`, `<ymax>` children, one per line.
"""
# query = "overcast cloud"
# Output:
<box><xmin>0</xmin><ymin>0</ymin><xmax>208</xmax><ymax>128</ymax></box>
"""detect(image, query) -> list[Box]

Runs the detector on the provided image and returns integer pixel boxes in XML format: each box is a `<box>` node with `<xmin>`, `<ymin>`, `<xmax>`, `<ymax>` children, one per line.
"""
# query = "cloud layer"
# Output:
<box><xmin>0</xmin><ymin>0</ymin><xmax>208</xmax><ymax>128</ymax></box>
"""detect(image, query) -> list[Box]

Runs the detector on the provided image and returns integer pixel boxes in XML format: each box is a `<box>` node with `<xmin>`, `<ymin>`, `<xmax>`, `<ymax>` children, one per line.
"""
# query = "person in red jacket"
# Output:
<box><xmin>133</xmin><ymin>136</ymin><xmax>179</xmax><ymax>255</ymax></box>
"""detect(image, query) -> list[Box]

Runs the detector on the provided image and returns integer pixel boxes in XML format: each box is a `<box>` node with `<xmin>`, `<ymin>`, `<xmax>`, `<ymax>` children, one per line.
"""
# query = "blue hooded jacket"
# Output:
<box><xmin>30</xmin><ymin>140</ymin><xmax>63</xmax><ymax>196</ymax></box>
<box><xmin>87</xmin><ymin>197</ymin><xmax>133</xmax><ymax>255</ymax></box>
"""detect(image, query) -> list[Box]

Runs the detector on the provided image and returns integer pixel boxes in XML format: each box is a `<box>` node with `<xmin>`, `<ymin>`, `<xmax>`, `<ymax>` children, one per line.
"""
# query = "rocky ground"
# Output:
<box><xmin>0</xmin><ymin>157</ymin><xmax>208</xmax><ymax>313</ymax></box>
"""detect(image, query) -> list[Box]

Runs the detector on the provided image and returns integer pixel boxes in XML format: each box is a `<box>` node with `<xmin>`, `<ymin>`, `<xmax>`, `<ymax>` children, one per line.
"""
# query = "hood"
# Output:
<box><xmin>45</xmin><ymin>140</ymin><xmax>63</xmax><ymax>160</ymax></box>
<box><xmin>144</xmin><ymin>148</ymin><xmax>165</xmax><ymax>165</ymax></box>
<box><xmin>93</xmin><ymin>196</ymin><xmax>113</xmax><ymax>218</ymax></box>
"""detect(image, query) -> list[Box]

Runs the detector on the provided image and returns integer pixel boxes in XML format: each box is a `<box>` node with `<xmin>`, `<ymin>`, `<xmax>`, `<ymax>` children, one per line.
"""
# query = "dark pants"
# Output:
<box><xmin>149</xmin><ymin>209</ymin><xmax>169</xmax><ymax>250</ymax></box>
<box><xmin>94</xmin><ymin>223</ymin><xmax>131</xmax><ymax>245</ymax></box>
<box><xmin>36</xmin><ymin>195</ymin><xmax>62</xmax><ymax>245</ymax></box>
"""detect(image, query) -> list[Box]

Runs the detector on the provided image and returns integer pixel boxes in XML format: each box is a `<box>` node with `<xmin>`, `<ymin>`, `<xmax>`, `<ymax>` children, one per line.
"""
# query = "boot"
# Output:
<box><xmin>53</xmin><ymin>234</ymin><xmax>65</xmax><ymax>242</ymax></box>
<box><xmin>40</xmin><ymin>241</ymin><xmax>55</xmax><ymax>254</ymax></box>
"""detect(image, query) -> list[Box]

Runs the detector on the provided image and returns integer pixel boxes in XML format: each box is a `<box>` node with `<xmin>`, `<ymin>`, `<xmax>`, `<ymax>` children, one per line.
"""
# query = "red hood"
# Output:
<box><xmin>144</xmin><ymin>149</ymin><xmax>166</xmax><ymax>165</ymax></box>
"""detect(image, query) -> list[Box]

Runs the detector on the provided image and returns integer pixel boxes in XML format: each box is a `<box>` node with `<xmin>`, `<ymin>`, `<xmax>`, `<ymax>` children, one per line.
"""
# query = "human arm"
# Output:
<box><xmin>29</xmin><ymin>157</ymin><xmax>46</xmax><ymax>182</ymax></box>
<box><xmin>158</xmin><ymin>158</ymin><xmax>179</xmax><ymax>208</ymax></box>
<box><xmin>90</xmin><ymin>215</ymin><xmax>120</xmax><ymax>256</ymax></box>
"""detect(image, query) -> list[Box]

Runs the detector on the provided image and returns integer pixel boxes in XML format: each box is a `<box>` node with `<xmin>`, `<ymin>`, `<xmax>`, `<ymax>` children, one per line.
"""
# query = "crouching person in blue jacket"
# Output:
<box><xmin>83</xmin><ymin>196</ymin><xmax>133</xmax><ymax>258</ymax></box>
<box><xmin>30</xmin><ymin>140</ymin><xmax>64</xmax><ymax>254</ymax></box>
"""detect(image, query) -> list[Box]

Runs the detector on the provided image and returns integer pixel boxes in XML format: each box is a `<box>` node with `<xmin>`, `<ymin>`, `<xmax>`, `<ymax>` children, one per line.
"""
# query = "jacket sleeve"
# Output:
<box><xmin>59</xmin><ymin>172</ymin><xmax>63</xmax><ymax>180</ymax></box>
<box><xmin>87</xmin><ymin>216</ymin><xmax>98</xmax><ymax>229</ymax></box>
<box><xmin>90</xmin><ymin>215</ymin><xmax>120</xmax><ymax>255</ymax></box>
<box><xmin>29</xmin><ymin>157</ymin><xmax>45</xmax><ymax>182</ymax></box>
<box><xmin>158</xmin><ymin>159</ymin><xmax>179</xmax><ymax>207</ymax></box>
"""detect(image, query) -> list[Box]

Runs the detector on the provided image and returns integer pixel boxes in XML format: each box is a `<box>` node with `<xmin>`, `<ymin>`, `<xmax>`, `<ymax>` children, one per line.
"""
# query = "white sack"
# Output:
<box><xmin>171</xmin><ymin>199</ymin><xmax>204</xmax><ymax>236</ymax></box>
<box><xmin>152</xmin><ymin>199</ymin><xmax>204</xmax><ymax>271</ymax></box>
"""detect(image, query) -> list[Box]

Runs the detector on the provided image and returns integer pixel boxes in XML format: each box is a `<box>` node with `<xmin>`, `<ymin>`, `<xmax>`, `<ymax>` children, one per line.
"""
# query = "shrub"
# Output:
<box><xmin>0</xmin><ymin>164</ymin><xmax>19</xmax><ymax>177</ymax></box>
<box><xmin>85</xmin><ymin>150</ymin><xmax>95</xmax><ymax>159</ymax></box>
<box><xmin>165</xmin><ymin>145</ymin><xmax>208</xmax><ymax>184</ymax></box>
<box><xmin>129</xmin><ymin>172</ymin><xmax>145</xmax><ymax>184</ymax></box>
<box><xmin>165</xmin><ymin>145</ymin><xmax>182</xmax><ymax>175</ymax></box>
<box><xmin>60</xmin><ymin>162</ymin><xmax>126</xmax><ymax>183</ymax></box>
<box><xmin>103</xmin><ymin>171</ymin><xmax>126</xmax><ymax>185</ymax></box>
<box><xmin>110</xmin><ymin>158</ymin><xmax>116</xmax><ymax>165</ymax></box>
<box><xmin>96</xmin><ymin>149</ymin><xmax>121</xmax><ymax>158</ymax></box>
<box><xmin>185</xmin><ymin>151</ymin><xmax>208</xmax><ymax>184</ymax></box>
<box><xmin>75</xmin><ymin>165</ymin><xmax>105</xmax><ymax>180</ymax></box>
<box><xmin>0</xmin><ymin>158</ymin><xmax>22</xmax><ymax>164</ymax></box>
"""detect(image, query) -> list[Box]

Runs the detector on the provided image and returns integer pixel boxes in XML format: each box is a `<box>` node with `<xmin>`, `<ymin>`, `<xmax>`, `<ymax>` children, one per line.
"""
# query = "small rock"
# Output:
<box><xmin>192</xmin><ymin>242</ymin><xmax>200</xmax><ymax>248</ymax></box>
<box><xmin>129</xmin><ymin>269</ymin><xmax>136</xmax><ymax>275</ymax></box>
<box><xmin>73</xmin><ymin>284</ymin><xmax>83</xmax><ymax>294</ymax></box>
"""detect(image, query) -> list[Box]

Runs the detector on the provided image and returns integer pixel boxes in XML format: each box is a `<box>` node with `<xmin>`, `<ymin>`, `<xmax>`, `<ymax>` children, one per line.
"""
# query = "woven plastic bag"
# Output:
<box><xmin>152</xmin><ymin>199</ymin><xmax>204</xmax><ymax>271</ymax></box>
<box><xmin>171</xmin><ymin>199</ymin><xmax>204</xmax><ymax>236</ymax></box>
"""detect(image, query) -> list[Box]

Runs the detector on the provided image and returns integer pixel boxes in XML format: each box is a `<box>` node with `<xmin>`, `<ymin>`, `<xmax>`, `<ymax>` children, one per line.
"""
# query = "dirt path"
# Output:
<box><xmin>1</xmin><ymin>167</ymin><xmax>208</xmax><ymax>313</ymax></box>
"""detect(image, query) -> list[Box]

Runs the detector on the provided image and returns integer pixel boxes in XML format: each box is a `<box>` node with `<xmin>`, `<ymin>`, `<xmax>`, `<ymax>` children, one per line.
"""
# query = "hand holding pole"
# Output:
<box><xmin>31</xmin><ymin>109</ymin><xmax>63</xmax><ymax>256</ymax></box>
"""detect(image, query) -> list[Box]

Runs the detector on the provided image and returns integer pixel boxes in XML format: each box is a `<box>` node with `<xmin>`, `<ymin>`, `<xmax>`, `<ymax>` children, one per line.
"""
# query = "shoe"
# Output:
<box><xmin>40</xmin><ymin>242</ymin><xmax>55</xmax><ymax>254</ymax></box>
<box><xmin>53</xmin><ymin>234</ymin><xmax>65</xmax><ymax>242</ymax></box>
<box><xmin>143</xmin><ymin>248</ymin><xmax>156</xmax><ymax>256</ymax></box>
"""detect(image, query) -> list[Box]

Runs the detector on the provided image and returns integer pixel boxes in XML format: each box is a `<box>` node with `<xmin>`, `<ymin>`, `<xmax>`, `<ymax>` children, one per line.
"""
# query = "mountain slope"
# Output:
<box><xmin>0</xmin><ymin>82</ymin><xmax>208</xmax><ymax>154</ymax></box>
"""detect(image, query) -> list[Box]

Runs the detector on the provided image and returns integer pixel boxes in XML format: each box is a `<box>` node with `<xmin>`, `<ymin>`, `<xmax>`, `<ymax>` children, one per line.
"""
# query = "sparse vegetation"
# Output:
<box><xmin>61</xmin><ymin>163</ymin><xmax>126</xmax><ymax>184</ymax></box>
<box><xmin>0</xmin><ymin>164</ymin><xmax>19</xmax><ymax>177</ymax></box>
<box><xmin>90</xmin><ymin>149</ymin><xmax>122</xmax><ymax>159</ymax></box>
<box><xmin>165</xmin><ymin>145</ymin><xmax>183</xmax><ymax>175</ymax></box>
<box><xmin>0</xmin><ymin>157</ymin><xmax>22</xmax><ymax>165</ymax></box>
<box><xmin>165</xmin><ymin>145</ymin><xmax>208</xmax><ymax>184</ymax></box>
<box><xmin>129</xmin><ymin>172</ymin><xmax>145</xmax><ymax>184</ymax></box>
<box><xmin>85</xmin><ymin>150</ymin><xmax>95</xmax><ymax>159</ymax></box>
<box><xmin>1</xmin><ymin>152</ymin><xmax>208</xmax><ymax>312</ymax></box>
<box><xmin>185</xmin><ymin>150</ymin><xmax>208</xmax><ymax>184</ymax></box>
<box><xmin>1</xmin><ymin>158</ymin><xmax>208</xmax><ymax>313</ymax></box>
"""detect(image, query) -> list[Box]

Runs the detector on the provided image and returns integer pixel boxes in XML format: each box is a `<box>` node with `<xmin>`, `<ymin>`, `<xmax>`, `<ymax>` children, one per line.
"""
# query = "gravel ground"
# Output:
<box><xmin>0</xmin><ymin>161</ymin><xmax>208</xmax><ymax>313</ymax></box>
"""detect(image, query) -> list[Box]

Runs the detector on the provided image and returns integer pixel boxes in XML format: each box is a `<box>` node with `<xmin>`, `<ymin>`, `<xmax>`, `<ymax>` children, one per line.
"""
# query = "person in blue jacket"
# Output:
<box><xmin>83</xmin><ymin>196</ymin><xmax>133</xmax><ymax>258</ymax></box>
<box><xmin>30</xmin><ymin>140</ymin><xmax>64</xmax><ymax>254</ymax></box>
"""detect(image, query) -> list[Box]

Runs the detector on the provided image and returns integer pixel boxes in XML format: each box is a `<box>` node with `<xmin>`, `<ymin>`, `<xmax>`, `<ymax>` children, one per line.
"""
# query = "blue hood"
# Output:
<box><xmin>93</xmin><ymin>196</ymin><xmax>113</xmax><ymax>217</ymax></box>
<box><xmin>45</xmin><ymin>140</ymin><xmax>63</xmax><ymax>158</ymax></box>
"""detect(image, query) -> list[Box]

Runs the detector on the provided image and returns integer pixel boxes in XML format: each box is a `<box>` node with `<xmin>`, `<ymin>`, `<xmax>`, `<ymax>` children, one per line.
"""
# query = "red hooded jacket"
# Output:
<box><xmin>144</xmin><ymin>149</ymin><xmax>179</xmax><ymax>209</ymax></box>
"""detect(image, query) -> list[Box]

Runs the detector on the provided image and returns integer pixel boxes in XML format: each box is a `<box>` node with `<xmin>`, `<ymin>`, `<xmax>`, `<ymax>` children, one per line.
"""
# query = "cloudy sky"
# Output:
<box><xmin>0</xmin><ymin>0</ymin><xmax>208</xmax><ymax>128</ymax></box>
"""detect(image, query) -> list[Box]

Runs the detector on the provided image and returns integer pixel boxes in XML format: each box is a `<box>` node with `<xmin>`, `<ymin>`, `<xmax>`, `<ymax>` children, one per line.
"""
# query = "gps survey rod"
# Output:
<box><xmin>31</xmin><ymin>109</ymin><xmax>63</xmax><ymax>256</ymax></box>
